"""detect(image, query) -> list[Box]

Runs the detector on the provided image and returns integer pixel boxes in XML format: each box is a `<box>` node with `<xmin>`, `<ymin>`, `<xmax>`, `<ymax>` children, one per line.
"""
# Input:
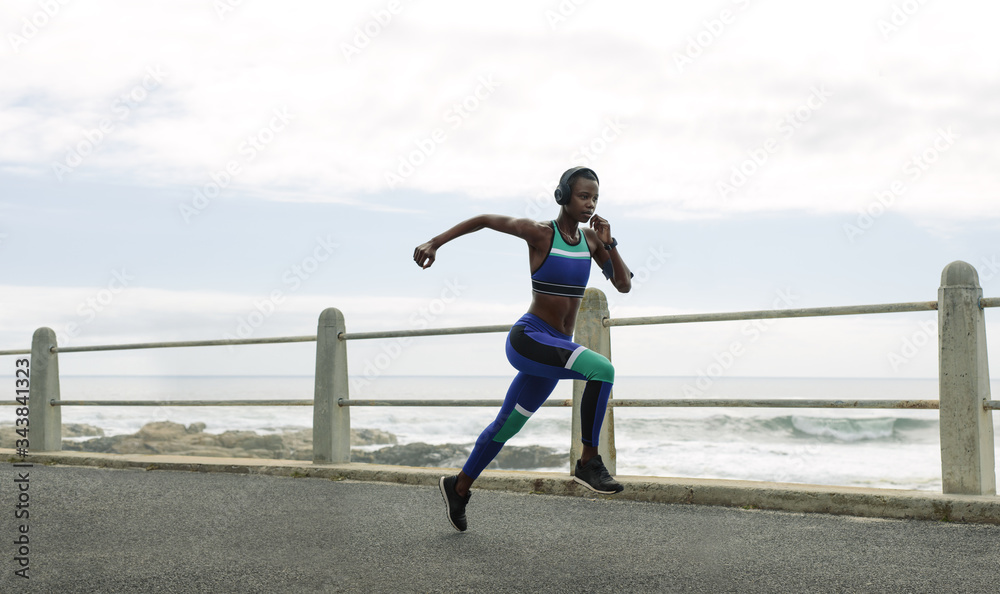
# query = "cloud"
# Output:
<box><xmin>1</xmin><ymin>1</ymin><xmax>998</xmax><ymax>223</ymax></box>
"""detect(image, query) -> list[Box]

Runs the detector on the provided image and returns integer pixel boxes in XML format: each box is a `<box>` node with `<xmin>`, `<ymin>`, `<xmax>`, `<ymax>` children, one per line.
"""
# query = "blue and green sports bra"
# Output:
<box><xmin>531</xmin><ymin>221</ymin><xmax>591</xmax><ymax>298</ymax></box>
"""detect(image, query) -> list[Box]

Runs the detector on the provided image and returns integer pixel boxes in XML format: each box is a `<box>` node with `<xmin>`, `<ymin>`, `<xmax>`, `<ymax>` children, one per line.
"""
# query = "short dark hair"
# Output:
<box><xmin>568</xmin><ymin>168</ymin><xmax>598</xmax><ymax>189</ymax></box>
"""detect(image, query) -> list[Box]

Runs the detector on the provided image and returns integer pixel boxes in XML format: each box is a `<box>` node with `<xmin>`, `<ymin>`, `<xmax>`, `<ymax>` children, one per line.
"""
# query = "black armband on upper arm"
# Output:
<box><xmin>602</xmin><ymin>259</ymin><xmax>614</xmax><ymax>280</ymax></box>
<box><xmin>602</xmin><ymin>259</ymin><xmax>634</xmax><ymax>281</ymax></box>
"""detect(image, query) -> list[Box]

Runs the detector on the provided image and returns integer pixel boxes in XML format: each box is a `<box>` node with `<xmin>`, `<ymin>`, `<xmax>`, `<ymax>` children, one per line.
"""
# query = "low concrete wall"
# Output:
<box><xmin>7</xmin><ymin>448</ymin><xmax>1000</xmax><ymax>525</ymax></box>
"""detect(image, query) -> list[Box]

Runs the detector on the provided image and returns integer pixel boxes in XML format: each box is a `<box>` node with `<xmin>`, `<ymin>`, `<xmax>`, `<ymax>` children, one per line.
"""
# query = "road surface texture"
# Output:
<box><xmin>2</xmin><ymin>465</ymin><xmax>999</xmax><ymax>593</ymax></box>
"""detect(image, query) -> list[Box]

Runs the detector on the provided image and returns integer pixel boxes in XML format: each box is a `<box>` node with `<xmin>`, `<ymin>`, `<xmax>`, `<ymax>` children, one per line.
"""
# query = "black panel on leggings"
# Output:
<box><xmin>580</xmin><ymin>380</ymin><xmax>602</xmax><ymax>443</ymax></box>
<box><xmin>508</xmin><ymin>325</ymin><xmax>577</xmax><ymax>368</ymax></box>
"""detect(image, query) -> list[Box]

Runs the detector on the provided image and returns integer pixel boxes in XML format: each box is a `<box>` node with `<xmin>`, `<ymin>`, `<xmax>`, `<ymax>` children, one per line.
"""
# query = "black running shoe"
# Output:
<box><xmin>439</xmin><ymin>475</ymin><xmax>470</xmax><ymax>532</ymax></box>
<box><xmin>573</xmin><ymin>455</ymin><xmax>624</xmax><ymax>494</ymax></box>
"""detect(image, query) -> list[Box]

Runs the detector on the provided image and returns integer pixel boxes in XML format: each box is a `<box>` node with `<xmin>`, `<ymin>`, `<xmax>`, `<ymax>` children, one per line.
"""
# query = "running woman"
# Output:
<box><xmin>413</xmin><ymin>167</ymin><xmax>634</xmax><ymax>532</ymax></box>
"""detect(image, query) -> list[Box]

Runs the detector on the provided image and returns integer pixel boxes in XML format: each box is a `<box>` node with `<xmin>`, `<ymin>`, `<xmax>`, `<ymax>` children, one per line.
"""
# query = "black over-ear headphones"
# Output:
<box><xmin>554</xmin><ymin>166</ymin><xmax>599</xmax><ymax>205</ymax></box>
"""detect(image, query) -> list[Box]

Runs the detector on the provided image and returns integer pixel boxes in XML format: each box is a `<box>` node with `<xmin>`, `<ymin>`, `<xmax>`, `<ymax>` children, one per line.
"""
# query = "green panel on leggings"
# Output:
<box><xmin>569</xmin><ymin>348</ymin><xmax>614</xmax><ymax>383</ymax></box>
<box><xmin>492</xmin><ymin>409</ymin><xmax>531</xmax><ymax>443</ymax></box>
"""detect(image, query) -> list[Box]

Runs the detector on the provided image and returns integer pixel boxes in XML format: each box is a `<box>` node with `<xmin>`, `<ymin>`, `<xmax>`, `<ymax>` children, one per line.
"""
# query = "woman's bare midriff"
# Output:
<box><xmin>527</xmin><ymin>292</ymin><xmax>583</xmax><ymax>336</ymax></box>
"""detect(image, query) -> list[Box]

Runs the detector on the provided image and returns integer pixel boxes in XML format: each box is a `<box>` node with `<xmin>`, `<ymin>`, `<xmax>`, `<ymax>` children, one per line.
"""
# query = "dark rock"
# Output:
<box><xmin>136</xmin><ymin>421</ymin><xmax>189</xmax><ymax>441</ymax></box>
<box><xmin>52</xmin><ymin>421</ymin><xmax>399</xmax><ymax>462</ymax></box>
<box><xmin>63</xmin><ymin>436</ymin><xmax>120</xmax><ymax>453</ymax></box>
<box><xmin>351</xmin><ymin>443</ymin><xmax>469</xmax><ymax>467</ymax></box>
<box><xmin>63</xmin><ymin>423</ymin><xmax>105</xmax><ymax>437</ymax></box>
<box><xmin>235</xmin><ymin>434</ymin><xmax>285</xmax><ymax>451</ymax></box>
<box><xmin>351</xmin><ymin>428</ymin><xmax>397</xmax><ymax>446</ymax></box>
<box><xmin>216</xmin><ymin>430</ymin><xmax>259</xmax><ymax>448</ymax></box>
<box><xmin>491</xmin><ymin>445</ymin><xmax>566</xmax><ymax>470</ymax></box>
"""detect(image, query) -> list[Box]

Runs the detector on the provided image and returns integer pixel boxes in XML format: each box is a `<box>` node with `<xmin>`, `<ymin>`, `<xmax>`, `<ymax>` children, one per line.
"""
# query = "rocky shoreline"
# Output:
<box><xmin>0</xmin><ymin>421</ymin><xmax>568</xmax><ymax>471</ymax></box>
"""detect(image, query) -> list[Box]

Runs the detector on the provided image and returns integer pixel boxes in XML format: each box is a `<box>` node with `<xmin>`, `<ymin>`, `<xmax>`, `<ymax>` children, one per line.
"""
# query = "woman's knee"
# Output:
<box><xmin>571</xmin><ymin>348</ymin><xmax>615</xmax><ymax>383</ymax></box>
<box><xmin>589</xmin><ymin>354</ymin><xmax>614</xmax><ymax>384</ymax></box>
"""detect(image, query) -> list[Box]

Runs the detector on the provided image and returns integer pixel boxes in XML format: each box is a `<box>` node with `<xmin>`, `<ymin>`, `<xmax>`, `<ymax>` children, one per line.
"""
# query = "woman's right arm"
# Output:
<box><xmin>413</xmin><ymin>214</ymin><xmax>547</xmax><ymax>269</ymax></box>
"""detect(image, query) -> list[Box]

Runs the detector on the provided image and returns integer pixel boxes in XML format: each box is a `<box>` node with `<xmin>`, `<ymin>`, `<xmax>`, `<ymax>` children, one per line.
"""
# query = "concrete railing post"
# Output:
<box><xmin>313</xmin><ymin>308</ymin><xmax>350</xmax><ymax>464</ymax></box>
<box><xmin>571</xmin><ymin>288</ymin><xmax>616</xmax><ymax>475</ymax></box>
<box><xmin>938</xmin><ymin>261</ymin><xmax>995</xmax><ymax>495</ymax></box>
<box><xmin>27</xmin><ymin>327</ymin><xmax>62</xmax><ymax>452</ymax></box>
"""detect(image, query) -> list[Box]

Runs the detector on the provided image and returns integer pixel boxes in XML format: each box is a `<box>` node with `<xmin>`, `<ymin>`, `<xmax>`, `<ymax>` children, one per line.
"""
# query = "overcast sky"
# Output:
<box><xmin>1</xmin><ymin>0</ymin><xmax>998</xmax><ymax>381</ymax></box>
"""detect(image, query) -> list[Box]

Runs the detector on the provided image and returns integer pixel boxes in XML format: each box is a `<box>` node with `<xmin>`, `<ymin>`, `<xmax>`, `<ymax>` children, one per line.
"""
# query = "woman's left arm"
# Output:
<box><xmin>586</xmin><ymin>215</ymin><xmax>632</xmax><ymax>293</ymax></box>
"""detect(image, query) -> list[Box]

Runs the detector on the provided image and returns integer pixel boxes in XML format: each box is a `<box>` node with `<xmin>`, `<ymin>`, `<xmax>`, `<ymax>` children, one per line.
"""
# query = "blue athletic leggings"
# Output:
<box><xmin>462</xmin><ymin>313</ymin><xmax>614</xmax><ymax>479</ymax></box>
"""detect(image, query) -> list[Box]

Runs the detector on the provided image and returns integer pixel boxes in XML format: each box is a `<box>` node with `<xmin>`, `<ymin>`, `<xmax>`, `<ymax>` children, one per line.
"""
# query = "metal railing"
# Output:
<box><xmin>604</xmin><ymin>301</ymin><xmax>939</xmax><ymax>327</ymax></box>
<box><xmin>3</xmin><ymin>260</ymin><xmax>997</xmax><ymax>496</ymax></box>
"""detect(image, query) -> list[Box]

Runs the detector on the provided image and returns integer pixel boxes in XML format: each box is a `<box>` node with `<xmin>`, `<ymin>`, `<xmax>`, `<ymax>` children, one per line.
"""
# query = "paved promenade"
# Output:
<box><xmin>2</xmin><ymin>461</ymin><xmax>1000</xmax><ymax>593</ymax></box>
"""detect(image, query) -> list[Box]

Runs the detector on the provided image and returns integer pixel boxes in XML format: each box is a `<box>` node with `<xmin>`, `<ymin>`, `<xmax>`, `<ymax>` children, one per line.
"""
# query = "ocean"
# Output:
<box><xmin>24</xmin><ymin>375</ymin><xmax>1000</xmax><ymax>493</ymax></box>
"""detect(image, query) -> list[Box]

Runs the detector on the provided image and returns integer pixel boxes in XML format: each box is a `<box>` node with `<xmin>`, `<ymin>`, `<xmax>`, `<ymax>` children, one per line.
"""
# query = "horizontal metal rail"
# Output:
<box><xmin>339</xmin><ymin>324</ymin><xmax>512</xmax><ymax>341</ymax></box>
<box><xmin>0</xmin><ymin>348</ymin><xmax>31</xmax><ymax>356</ymax></box>
<box><xmin>4</xmin><ymin>297</ymin><xmax>997</xmax><ymax>356</ymax></box>
<box><xmin>339</xmin><ymin>399</ymin><xmax>572</xmax><ymax>407</ymax></box>
<box><xmin>336</xmin><ymin>398</ymin><xmax>940</xmax><ymax>409</ymax></box>
<box><xmin>610</xmin><ymin>398</ymin><xmax>939</xmax><ymax>409</ymax></box>
<box><xmin>51</xmin><ymin>335</ymin><xmax>317</xmax><ymax>354</ymax></box>
<box><xmin>50</xmin><ymin>400</ymin><xmax>313</xmax><ymax>406</ymax></box>
<box><xmin>606</xmin><ymin>301</ymin><xmax>939</xmax><ymax>328</ymax></box>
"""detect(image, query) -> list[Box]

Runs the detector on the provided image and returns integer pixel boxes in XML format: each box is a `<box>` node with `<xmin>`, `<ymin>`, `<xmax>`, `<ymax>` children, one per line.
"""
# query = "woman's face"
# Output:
<box><xmin>565</xmin><ymin>178</ymin><xmax>599</xmax><ymax>223</ymax></box>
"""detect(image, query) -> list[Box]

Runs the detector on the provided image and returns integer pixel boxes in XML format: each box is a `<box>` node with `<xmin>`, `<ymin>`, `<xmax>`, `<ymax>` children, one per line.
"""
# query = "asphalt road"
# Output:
<box><xmin>1</xmin><ymin>464</ymin><xmax>999</xmax><ymax>593</ymax></box>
